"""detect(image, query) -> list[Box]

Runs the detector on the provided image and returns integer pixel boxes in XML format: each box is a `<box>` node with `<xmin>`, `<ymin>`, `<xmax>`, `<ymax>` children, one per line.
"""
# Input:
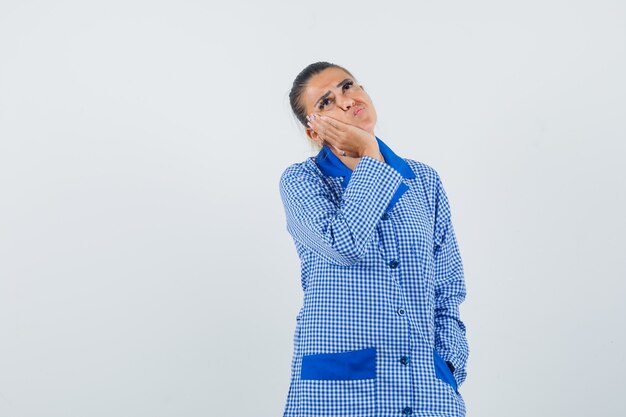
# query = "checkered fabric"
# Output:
<box><xmin>278</xmin><ymin>137</ymin><xmax>469</xmax><ymax>417</ymax></box>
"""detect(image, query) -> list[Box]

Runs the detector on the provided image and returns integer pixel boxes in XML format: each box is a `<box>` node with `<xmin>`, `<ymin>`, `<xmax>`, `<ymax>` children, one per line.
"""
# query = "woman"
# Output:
<box><xmin>279</xmin><ymin>61</ymin><xmax>469</xmax><ymax>417</ymax></box>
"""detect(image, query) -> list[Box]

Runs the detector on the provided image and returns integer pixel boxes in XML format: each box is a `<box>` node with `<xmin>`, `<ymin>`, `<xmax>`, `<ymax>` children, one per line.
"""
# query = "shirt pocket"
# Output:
<box><xmin>299</xmin><ymin>347</ymin><xmax>377</xmax><ymax>416</ymax></box>
<box><xmin>433</xmin><ymin>348</ymin><xmax>458</xmax><ymax>394</ymax></box>
<box><xmin>299</xmin><ymin>378</ymin><xmax>377</xmax><ymax>417</ymax></box>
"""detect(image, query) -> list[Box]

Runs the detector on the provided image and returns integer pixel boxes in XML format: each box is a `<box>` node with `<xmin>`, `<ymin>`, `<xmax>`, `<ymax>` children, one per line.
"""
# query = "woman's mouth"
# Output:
<box><xmin>354</xmin><ymin>107</ymin><xmax>364</xmax><ymax>116</ymax></box>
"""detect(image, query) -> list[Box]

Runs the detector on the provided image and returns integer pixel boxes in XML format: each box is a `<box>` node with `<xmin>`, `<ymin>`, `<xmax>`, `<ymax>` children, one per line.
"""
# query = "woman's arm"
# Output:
<box><xmin>432</xmin><ymin>171</ymin><xmax>469</xmax><ymax>387</ymax></box>
<box><xmin>279</xmin><ymin>155</ymin><xmax>403</xmax><ymax>266</ymax></box>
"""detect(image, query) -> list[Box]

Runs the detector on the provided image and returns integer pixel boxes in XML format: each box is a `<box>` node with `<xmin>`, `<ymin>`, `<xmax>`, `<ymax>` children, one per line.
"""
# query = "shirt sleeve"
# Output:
<box><xmin>432</xmin><ymin>170</ymin><xmax>469</xmax><ymax>387</ymax></box>
<box><xmin>279</xmin><ymin>155</ymin><xmax>404</xmax><ymax>266</ymax></box>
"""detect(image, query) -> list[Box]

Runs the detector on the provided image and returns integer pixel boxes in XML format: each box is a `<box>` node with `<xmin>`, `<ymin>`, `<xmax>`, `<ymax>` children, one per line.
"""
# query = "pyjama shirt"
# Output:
<box><xmin>278</xmin><ymin>136</ymin><xmax>469</xmax><ymax>417</ymax></box>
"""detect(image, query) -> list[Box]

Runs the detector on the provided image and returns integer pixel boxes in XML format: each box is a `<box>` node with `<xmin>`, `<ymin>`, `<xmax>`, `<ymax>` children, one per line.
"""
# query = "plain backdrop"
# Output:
<box><xmin>0</xmin><ymin>1</ymin><xmax>625</xmax><ymax>416</ymax></box>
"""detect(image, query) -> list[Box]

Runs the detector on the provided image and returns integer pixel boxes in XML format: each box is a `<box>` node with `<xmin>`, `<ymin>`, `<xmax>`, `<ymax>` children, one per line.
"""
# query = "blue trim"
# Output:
<box><xmin>433</xmin><ymin>348</ymin><xmax>458</xmax><ymax>393</ymax></box>
<box><xmin>315</xmin><ymin>136</ymin><xmax>416</xmax><ymax>212</ymax></box>
<box><xmin>301</xmin><ymin>347</ymin><xmax>376</xmax><ymax>380</ymax></box>
<box><xmin>388</xmin><ymin>182</ymin><xmax>409</xmax><ymax>211</ymax></box>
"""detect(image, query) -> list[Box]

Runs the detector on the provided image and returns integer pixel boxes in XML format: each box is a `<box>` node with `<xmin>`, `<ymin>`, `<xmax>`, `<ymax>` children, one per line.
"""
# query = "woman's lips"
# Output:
<box><xmin>354</xmin><ymin>107</ymin><xmax>364</xmax><ymax>116</ymax></box>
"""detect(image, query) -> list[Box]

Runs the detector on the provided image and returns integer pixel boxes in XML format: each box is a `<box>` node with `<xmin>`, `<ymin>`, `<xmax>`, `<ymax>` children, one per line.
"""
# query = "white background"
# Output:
<box><xmin>1</xmin><ymin>1</ymin><xmax>624</xmax><ymax>416</ymax></box>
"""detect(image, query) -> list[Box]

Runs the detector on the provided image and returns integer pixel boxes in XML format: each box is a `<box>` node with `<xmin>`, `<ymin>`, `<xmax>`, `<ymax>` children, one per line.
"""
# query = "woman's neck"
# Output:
<box><xmin>330</xmin><ymin>148</ymin><xmax>384</xmax><ymax>171</ymax></box>
<box><xmin>340</xmin><ymin>155</ymin><xmax>361</xmax><ymax>171</ymax></box>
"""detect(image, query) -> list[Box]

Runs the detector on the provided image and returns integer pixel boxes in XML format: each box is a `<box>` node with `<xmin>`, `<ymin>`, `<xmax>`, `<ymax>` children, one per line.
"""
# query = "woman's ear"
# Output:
<box><xmin>306</xmin><ymin>128</ymin><xmax>324</xmax><ymax>147</ymax></box>
<box><xmin>306</xmin><ymin>127</ymin><xmax>318</xmax><ymax>141</ymax></box>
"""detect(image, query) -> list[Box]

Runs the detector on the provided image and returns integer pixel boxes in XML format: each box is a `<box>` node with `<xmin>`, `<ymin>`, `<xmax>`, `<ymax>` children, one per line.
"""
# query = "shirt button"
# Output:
<box><xmin>400</xmin><ymin>356</ymin><xmax>409</xmax><ymax>365</ymax></box>
<box><xmin>388</xmin><ymin>259</ymin><xmax>399</xmax><ymax>268</ymax></box>
<box><xmin>402</xmin><ymin>406</ymin><xmax>413</xmax><ymax>415</ymax></box>
<box><xmin>397</xmin><ymin>307</ymin><xmax>405</xmax><ymax>316</ymax></box>
<box><xmin>381</xmin><ymin>213</ymin><xmax>390</xmax><ymax>220</ymax></box>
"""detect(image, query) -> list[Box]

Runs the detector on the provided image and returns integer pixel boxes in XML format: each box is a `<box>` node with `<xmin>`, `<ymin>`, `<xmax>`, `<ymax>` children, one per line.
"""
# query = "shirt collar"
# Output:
<box><xmin>315</xmin><ymin>136</ymin><xmax>415</xmax><ymax>187</ymax></box>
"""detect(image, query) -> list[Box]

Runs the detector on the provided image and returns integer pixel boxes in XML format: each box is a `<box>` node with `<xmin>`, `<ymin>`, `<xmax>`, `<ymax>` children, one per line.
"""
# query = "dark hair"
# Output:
<box><xmin>289</xmin><ymin>61</ymin><xmax>355</xmax><ymax>128</ymax></box>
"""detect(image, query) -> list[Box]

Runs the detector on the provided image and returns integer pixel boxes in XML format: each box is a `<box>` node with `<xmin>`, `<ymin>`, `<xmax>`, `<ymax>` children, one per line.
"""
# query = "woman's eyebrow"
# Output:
<box><xmin>314</xmin><ymin>78</ymin><xmax>352</xmax><ymax>108</ymax></box>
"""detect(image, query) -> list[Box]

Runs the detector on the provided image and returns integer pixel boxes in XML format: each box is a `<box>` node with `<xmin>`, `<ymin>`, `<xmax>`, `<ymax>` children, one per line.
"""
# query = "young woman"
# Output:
<box><xmin>279</xmin><ymin>61</ymin><xmax>469</xmax><ymax>417</ymax></box>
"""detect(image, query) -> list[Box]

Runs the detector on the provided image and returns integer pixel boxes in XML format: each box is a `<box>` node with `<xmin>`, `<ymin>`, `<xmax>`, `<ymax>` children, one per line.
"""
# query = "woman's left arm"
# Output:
<box><xmin>432</xmin><ymin>170</ymin><xmax>469</xmax><ymax>388</ymax></box>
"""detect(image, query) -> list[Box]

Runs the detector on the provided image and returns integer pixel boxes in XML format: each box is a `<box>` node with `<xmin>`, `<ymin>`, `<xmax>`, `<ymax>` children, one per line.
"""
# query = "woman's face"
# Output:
<box><xmin>301</xmin><ymin>67</ymin><xmax>377</xmax><ymax>141</ymax></box>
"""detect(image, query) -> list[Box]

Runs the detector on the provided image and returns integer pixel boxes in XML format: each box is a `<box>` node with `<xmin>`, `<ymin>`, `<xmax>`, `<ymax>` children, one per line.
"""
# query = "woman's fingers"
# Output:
<box><xmin>307</xmin><ymin>114</ymin><xmax>368</xmax><ymax>158</ymax></box>
<box><xmin>308</xmin><ymin>115</ymin><xmax>336</xmax><ymax>143</ymax></box>
<box><xmin>316</xmin><ymin>116</ymin><xmax>348</xmax><ymax>141</ymax></box>
<box><xmin>318</xmin><ymin>115</ymin><xmax>346</xmax><ymax>131</ymax></box>
<box><xmin>308</xmin><ymin>122</ymin><xmax>340</xmax><ymax>152</ymax></box>
<box><xmin>308</xmin><ymin>114</ymin><xmax>345</xmax><ymax>143</ymax></box>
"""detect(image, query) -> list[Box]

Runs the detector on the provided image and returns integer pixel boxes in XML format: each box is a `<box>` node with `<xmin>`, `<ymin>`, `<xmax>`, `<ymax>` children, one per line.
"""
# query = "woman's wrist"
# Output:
<box><xmin>361</xmin><ymin>145</ymin><xmax>383</xmax><ymax>162</ymax></box>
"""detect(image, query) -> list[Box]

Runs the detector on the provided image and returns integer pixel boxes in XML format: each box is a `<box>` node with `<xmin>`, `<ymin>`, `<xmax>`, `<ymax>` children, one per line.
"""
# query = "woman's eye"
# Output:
<box><xmin>318</xmin><ymin>82</ymin><xmax>353</xmax><ymax>109</ymax></box>
<box><xmin>318</xmin><ymin>97</ymin><xmax>331</xmax><ymax>110</ymax></box>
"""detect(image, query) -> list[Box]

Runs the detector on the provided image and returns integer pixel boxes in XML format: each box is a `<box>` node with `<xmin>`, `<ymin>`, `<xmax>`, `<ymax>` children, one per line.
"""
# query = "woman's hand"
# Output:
<box><xmin>307</xmin><ymin>114</ymin><xmax>380</xmax><ymax>159</ymax></box>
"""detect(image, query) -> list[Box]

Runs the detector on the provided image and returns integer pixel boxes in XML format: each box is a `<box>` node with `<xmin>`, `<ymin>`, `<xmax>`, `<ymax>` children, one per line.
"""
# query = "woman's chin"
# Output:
<box><xmin>359</xmin><ymin>121</ymin><xmax>376</xmax><ymax>135</ymax></box>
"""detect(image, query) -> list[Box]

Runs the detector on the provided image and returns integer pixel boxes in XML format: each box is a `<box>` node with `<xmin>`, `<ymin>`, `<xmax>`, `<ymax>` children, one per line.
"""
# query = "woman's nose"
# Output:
<box><xmin>339</xmin><ymin>97</ymin><xmax>355</xmax><ymax>111</ymax></box>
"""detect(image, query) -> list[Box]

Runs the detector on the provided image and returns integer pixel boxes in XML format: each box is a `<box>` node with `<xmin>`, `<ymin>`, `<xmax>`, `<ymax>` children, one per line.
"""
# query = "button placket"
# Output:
<box><xmin>379</xmin><ymin>206</ymin><xmax>418</xmax><ymax>412</ymax></box>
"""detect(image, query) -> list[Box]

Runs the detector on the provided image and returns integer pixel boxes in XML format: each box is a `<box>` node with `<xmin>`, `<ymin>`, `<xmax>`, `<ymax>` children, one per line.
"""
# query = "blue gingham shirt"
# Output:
<box><xmin>279</xmin><ymin>136</ymin><xmax>469</xmax><ymax>417</ymax></box>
